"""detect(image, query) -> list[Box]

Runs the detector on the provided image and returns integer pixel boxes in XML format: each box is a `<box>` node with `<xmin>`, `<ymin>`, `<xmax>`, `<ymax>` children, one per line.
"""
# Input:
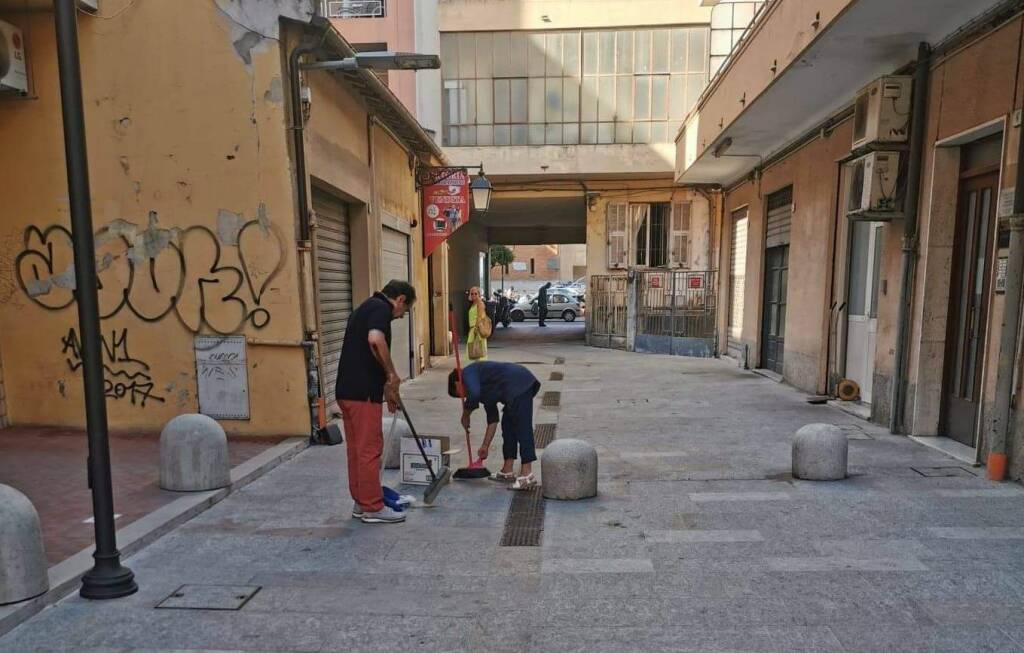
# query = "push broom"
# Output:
<box><xmin>449</xmin><ymin>305</ymin><xmax>491</xmax><ymax>480</ymax></box>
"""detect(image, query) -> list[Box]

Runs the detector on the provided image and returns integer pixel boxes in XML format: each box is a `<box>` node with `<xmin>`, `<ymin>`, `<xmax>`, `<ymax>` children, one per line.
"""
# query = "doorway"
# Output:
<box><xmin>942</xmin><ymin>169</ymin><xmax>998</xmax><ymax>446</ymax></box>
<box><xmin>844</xmin><ymin>221</ymin><xmax>884</xmax><ymax>403</ymax></box>
<box><xmin>382</xmin><ymin>226</ymin><xmax>413</xmax><ymax>379</ymax></box>
<box><xmin>761</xmin><ymin>187</ymin><xmax>792</xmax><ymax>375</ymax></box>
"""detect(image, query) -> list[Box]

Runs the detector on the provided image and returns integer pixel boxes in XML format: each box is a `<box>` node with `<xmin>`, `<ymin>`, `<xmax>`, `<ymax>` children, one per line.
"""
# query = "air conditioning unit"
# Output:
<box><xmin>851</xmin><ymin>76</ymin><xmax>912</xmax><ymax>150</ymax></box>
<box><xmin>0</xmin><ymin>19</ymin><xmax>27</xmax><ymax>95</ymax></box>
<box><xmin>323</xmin><ymin>0</ymin><xmax>385</xmax><ymax>18</ymax></box>
<box><xmin>846</xmin><ymin>151</ymin><xmax>901</xmax><ymax>218</ymax></box>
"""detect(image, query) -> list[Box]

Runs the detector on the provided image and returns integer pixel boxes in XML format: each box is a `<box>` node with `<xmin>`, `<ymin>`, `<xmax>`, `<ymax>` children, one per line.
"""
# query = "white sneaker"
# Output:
<box><xmin>351</xmin><ymin>503</ymin><xmax>364</xmax><ymax>519</ymax></box>
<box><xmin>361</xmin><ymin>506</ymin><xmax>406</xmax><ymax>524</ymax></box>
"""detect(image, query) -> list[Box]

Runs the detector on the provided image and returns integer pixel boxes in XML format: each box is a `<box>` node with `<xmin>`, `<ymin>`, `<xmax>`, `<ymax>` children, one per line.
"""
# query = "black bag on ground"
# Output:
<box><xmin>311</xmin><ymin>422</ymin><xmax>344</xmax><ymax>446</ymax></box>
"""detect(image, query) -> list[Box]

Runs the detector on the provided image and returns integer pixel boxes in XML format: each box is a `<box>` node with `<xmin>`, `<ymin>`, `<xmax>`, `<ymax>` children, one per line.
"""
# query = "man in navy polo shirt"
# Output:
<box><xmin>336</xmin><ymin>280</ymin><xmax>415</xmax><ymax>524</ymax></box>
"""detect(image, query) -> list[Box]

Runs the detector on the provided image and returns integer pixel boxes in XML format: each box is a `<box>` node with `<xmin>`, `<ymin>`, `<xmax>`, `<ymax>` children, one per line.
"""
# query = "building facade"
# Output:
<box><xmin>678</xmin><ymin>0</ymin><xmax>1024</xmax><ymax>477</ymax></box>
<box><xmin>435</xmin><ymin>0</ymin><xmax>722</xmax><ymax>340</ymax></box>
<box><xmin>0</xmin><ymin>1</ymin><xmax>447</xmax><ymax>435</ymax></box>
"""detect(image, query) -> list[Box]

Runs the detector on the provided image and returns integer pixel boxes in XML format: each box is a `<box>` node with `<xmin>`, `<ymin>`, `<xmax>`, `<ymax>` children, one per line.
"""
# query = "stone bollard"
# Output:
<box><xmin>383</xmin><ymin>415</ymin><xmax>413</xmax><ymax>470</ymax></box>
<box><xmin>160</xmin><ymin>414</ymin><xmax>231</xmax><ymax>492</ymax></box>
<box><xmin>792</xmin><ymin>423</ymin><xmax>848</xmax><ymax>481</ymax></box>
<box><xmin>0</xmin><ymin>484</ymin><xmax>49</xmax><ymax>605</ymax></box>
<box><xmin>541</xmin><ymin>439</ymin><xmax>598</xmax><ymax>500</ymax></box>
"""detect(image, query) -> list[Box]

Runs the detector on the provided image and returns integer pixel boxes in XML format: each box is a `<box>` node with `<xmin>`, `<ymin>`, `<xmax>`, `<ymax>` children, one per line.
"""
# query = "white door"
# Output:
<box><xmin>845</xmin><ymin>221</ymin><xmax>883</xmax><ymax>403</ymax></box>
<box><xmin>381</xmin><ymin>227</ymin><xmax>413</xmax><ymax>379</ymax></box>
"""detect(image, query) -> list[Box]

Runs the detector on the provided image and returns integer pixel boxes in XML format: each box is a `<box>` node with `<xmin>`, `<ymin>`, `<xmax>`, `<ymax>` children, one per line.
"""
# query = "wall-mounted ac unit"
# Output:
<box><xmin>0</xmin><ymin>19</ymin><xmax>27</xmax><ymax>95</ymax></box>
<box><xmin>851</xmin><ymin>76</ymin><xmax>912</xmax><ymax>150</ymax></box>
<box><xmin>846</xmin><ymin>151</ymin><xmax>901</xmax><ymax>218</ymax></box>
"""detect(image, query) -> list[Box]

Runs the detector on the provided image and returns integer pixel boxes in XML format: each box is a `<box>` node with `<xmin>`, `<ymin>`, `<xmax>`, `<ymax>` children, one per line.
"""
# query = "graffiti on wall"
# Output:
<box><xmin>60</xmin><ymin>327</ymin><xmax>165</xmax><ymax>408</ymax></box>
<box><xmin>11</xmin><ymin>206</ymin><xmax>284</xmax><ymax>335</ymax></box>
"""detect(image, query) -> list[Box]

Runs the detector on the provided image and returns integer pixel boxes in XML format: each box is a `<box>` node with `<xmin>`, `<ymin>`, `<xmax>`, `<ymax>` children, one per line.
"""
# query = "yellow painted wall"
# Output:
<box><xmin>0</xmin><ymin>4</ymin><xmax>308</xmax><ymax>435</ymax></box>
<box><xmin>0</xmin><ymin>342</ymin><xmax>7</xmax><ymax>428</ymax></box>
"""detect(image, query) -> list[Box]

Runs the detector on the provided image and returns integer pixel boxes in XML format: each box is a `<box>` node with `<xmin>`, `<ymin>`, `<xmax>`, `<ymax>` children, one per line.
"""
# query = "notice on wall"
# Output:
<box><xmin>420</xmin><ymin>168</ymin><xmax>469</xmax><ymax>258</ymax></box>
<box><xmin>996</xmin><ymin>256</ymin><xmax>1008</xmax><ymax>294</ymax></box>
<box><xmin>999</xmin><ymin>187</ymin><xmax>1016</xmax><ymax>218</ymax></box>
<box><xmin>194</xmin><ymin>336</ymin><xmax>250</xmax><ymax>420</ymax></box>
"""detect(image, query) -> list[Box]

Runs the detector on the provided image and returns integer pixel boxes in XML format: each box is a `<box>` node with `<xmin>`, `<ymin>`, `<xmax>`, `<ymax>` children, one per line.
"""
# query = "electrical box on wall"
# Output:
<box><xmin>851</xmin><ymin>76</ymin><xmax>912</xmax><ymax>150</ymax></box>
<box><xmin>0</xmin><ymin>19</ymin><xmax>27</xmax><ymax>95</ymax></box>
<box><xmin>846</xmin><ymin>151</ymin><xmax>902</xmax><ymax>218</ymax></box>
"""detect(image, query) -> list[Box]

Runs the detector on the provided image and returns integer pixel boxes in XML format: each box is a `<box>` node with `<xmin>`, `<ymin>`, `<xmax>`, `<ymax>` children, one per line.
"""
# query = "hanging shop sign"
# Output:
<box><xmin>419</xmin><ymin>167</ymin><xmax>469</xmax><ymax>258</ymax></box>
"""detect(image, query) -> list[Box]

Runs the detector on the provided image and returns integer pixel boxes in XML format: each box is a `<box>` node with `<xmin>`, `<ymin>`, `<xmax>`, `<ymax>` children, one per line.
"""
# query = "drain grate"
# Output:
<box><xmin>156</xmin><ymin>584</ymin><xmax>261</xmax><ymax>611</ymax></box>
<box><xmin>911</xmin><ymin>466</ymin><xmax>977</xmax><ymax>478</ymax></box>
<box><xmin>554</xmin><ymin>357</ymin><xmax>565</xmax><ymax>365</ymax></box>
<box><xmin>534</xmin><ymin>423</ymin><xmax>557</xmax><ymax>448</ymax></box>
<box><xmin>541</xmin><ymin>391</ymin><xmax>561</xmax><ymax>407</ymax></box>
<box><xmin>549</xmin><ymin>371</ymin><xmax>564</xmax><ymax>381</ymax></box>
<box><xmin>500</xmin><ymin>486</ymin><xmax>546</xmax><ymax>546</ymax></box>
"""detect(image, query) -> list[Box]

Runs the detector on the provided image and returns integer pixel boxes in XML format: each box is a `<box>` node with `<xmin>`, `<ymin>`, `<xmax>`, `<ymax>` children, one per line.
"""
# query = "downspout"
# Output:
<box><xmin>890</xmin><ymin>42</ymin><xmax>932</xmax><ymax>434</ymax></box>
<box><xmin>985</xmin><ymin>116</ymin><xmax>1024</xmax><ymax>481</ymax></box>
<box><xmin>288</xmin><ymin>29</ymin><xmax>327</xmax><ymax>436</ymax></box>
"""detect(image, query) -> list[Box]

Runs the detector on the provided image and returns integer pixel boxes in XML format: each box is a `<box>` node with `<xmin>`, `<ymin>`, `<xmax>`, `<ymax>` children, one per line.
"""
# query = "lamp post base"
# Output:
<box><xmin>80</xmin><ymin>554</ymin><xmax>137</xmax><ymax>600</ymax></box>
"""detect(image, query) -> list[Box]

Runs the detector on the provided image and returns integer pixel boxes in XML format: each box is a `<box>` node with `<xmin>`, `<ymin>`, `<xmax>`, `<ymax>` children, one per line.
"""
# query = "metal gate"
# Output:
<box><xmin>635</xmin><ymin>270</ymin><xmax>718</xmax><ymax>357</ymax></box>
<box><xmin>587</xmin><ymin>275</ymin><xmax>628</xmax><ymax>349</ymax></box>
<box><xmin>381</xmin><ymin>226</ymin><xmax>413</xmax><ymax>379</ymax></box>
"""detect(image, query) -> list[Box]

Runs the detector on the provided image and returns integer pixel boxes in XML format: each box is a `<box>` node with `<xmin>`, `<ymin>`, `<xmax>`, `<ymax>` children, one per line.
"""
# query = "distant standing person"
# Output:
<box><xmin>335</xmin><ymin>280</ymin><xmax>416</xmax><ymax>524</ymax></box>
<box><xmin>537</xmin><ymin>282</ymin><xmax>552</xmax><ymax>327</ymax></box>
<box><xmin>466</xmin><ymin>286</ymin><xmax>491</xmax><ymax>361</ymax></box>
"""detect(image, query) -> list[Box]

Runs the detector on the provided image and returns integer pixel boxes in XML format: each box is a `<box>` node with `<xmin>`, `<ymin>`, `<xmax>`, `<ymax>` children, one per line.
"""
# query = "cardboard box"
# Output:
<box><xmin>401</xmin><ymin>436</ymin><xmax>451</xmax><ymax>485</ymax></box>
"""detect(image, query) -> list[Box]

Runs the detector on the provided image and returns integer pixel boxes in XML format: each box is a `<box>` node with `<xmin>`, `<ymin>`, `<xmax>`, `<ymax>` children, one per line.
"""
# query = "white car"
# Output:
<box><xmin>510</xmin><ymin>292</ymin><xmax>584</xmax><ymax>322</ymax></box>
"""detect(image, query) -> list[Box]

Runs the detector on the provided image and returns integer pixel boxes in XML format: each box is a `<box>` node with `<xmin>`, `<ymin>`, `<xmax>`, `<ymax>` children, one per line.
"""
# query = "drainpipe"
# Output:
<box><xmin>288</xmin><ymin>30</ymin><xmax>327</xmax><ymax>436</ymax></box>
<box><xmin>890</xmin><ymin>42</ymin><xmax>932</xmax><ymax>434</ymax></box>
<box><xmin>985</xmin><ymin>127</ymin><xmax>1024</xmax><ymax>480</ymax></box>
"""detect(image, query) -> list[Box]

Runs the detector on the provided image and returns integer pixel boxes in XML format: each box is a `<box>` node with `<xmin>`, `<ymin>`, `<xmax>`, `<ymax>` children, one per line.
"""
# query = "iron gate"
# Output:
<box><xmin>587</xmin><ymin>275</ymin><xmax>628</xmax><ymax>349</ymax></box>
<box><xmin>635</xmin><ymin>270</ymin><xmax>718</xmax><ymax>357</ymax></box>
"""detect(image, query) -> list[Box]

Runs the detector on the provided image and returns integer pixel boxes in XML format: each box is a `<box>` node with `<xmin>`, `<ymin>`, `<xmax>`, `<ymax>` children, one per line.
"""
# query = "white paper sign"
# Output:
<box><xmin>194</xmin><ymin>336</ymin><xmax>250</xmax><ymax>420</ymax></box>
<box><xmin>999</xmin><ymin>187</ymin><xmax>1016</xmax><ymax>218</ymax></box>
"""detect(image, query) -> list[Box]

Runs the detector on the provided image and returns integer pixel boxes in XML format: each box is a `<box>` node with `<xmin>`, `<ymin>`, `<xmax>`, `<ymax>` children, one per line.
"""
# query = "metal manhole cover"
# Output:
<box><xmin>541</xmin><ymin>391</ymin><xmax>561</xmax><ymax>407</ymax></box>
<box><xmin>911</xmin><ymin>466</ymin><xmax>977</xmax><ymax>478</ymax></box>
<box><xmin>156</xmin><ymin>584</ymin><xmax>261</xmax><ymax>611</ymax></box>
<box><xmin>549</xmin><ymin>371</ymin><xmax>564</xmax><ymax>381</ymax></box>
<box><xmin>500</xmin><ymin>486</ymin><xmax>545</xmax><ymax>547</ymax></box>
<box><xmin>534</xmin><ymin>423</ymin><xmax>557</xmax><ymax>448</ymax></box>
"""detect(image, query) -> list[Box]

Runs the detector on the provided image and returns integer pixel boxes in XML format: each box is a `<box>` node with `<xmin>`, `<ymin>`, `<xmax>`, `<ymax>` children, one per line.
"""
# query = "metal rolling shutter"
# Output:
<box><xmin>765</xmin><ymin>186</ymin><xmax>793</xmax><ymax>248</ymax></box>
<box><xmin>381</xmin><ymin>226</ymin><xmax>412</xmax><ymax>379</ymax></box>
<box><xmin>313</xmin><ymin>192</ymin><xmax>352</xmax><ymax>396</ymax></box>
<box><xmin>729</xmin><ymin>207</ymin><xmax>748</xmax><ymax>354</ymax></box>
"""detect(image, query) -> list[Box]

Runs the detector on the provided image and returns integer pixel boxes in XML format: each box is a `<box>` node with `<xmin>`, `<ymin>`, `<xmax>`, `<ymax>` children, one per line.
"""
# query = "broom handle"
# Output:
<box><xmin>449</xmin><ymin>305</ymin><xmax>473</xmax><ymax>467</ymax></box>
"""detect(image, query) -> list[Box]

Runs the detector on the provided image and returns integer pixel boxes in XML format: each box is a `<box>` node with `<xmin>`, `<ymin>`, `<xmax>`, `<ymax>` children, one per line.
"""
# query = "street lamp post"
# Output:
<box><xmin>53</xmin><ymin>0</ymin><xmax>137</xmax><ymax>600</ymax></box>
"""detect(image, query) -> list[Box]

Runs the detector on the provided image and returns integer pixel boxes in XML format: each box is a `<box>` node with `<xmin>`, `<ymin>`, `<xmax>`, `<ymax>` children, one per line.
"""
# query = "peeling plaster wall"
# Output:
<box><xmin>0</xmin><ymin>342</ymin><xmax>8</xmax><ymax>429</ymax></box>
<box><xmin>0</xmin><ymin>2</ymin><xmax>310</xmax><ymax>435</ymax></box>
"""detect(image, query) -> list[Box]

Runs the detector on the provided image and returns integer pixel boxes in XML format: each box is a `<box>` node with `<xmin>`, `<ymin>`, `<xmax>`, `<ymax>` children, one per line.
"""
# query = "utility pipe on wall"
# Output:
<box><xmin>890</xmin><ymin>42</ymin><xmax>932</xmax><ymax>435</ymax></box>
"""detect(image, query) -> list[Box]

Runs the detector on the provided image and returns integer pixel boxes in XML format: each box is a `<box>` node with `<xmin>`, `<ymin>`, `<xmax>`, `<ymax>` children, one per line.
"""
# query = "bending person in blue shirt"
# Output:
<box><xmin>449</xmin><ymin>361</ymin><xmax>541</xmax><ymax>490</ymax></box>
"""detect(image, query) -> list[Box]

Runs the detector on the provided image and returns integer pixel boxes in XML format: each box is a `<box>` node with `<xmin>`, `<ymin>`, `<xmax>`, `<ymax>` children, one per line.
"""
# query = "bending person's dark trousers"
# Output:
<box><xmin>501</xmin><ymin>381</ymin><xmax>540</xmax><ymax>464</ymax></box>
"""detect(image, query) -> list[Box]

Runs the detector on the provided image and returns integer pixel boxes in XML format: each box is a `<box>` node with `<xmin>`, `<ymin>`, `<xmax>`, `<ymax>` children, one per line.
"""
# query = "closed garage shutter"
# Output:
<box><xmin>765</xmin><ymin>186</ymin><xmax>793</xmax><ymax>248</ymax></box>
<box><xmin>381</xmin><ymin>226</ymin><xmax>412</xmax><ymax>379</ymax></box>
<box><xmin>313</xmin><ymin>192</ymin><xmax>352</xmax><ymax>396</ymax></box>
<box><xmin>728</xmin><ymin>207</ymin><xmax>748</xmax><ymax>356</ymax></box>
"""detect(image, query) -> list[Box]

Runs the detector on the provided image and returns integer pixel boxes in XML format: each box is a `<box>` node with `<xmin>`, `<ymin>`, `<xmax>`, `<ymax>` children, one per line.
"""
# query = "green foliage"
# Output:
<box><xmin>489</xmin><ymin>244</ymin><xmax>515</xmax><ymax>268</ymax></box>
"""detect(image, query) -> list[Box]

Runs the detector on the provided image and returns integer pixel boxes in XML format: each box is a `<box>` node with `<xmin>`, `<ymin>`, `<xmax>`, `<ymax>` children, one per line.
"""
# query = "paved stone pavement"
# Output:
<box><xmin>5</xmin><ymin>325</ymin><xmax>1024</xmax><ymax>652</ymax></box>
<box><xmin>0</xmin><ymin>427</ymin><xmax>288</xmax><ymax>564</ymax></box>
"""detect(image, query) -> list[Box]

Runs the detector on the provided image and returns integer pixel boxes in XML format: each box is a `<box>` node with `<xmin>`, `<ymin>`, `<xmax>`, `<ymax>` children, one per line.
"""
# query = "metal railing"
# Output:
<box><xmin>636</xmin><ymin>270</ymin><xmax>718</xmax><ymax>343</ymax></box>
<box><xmin>322</xmin><ymin>0</ymin><xmax>385</xmax><ymax>18</ymax></box>
<box><xmin>587</xmin><ymin>275</ymin><xmax>629</xmax><ymax>349</ymax></box>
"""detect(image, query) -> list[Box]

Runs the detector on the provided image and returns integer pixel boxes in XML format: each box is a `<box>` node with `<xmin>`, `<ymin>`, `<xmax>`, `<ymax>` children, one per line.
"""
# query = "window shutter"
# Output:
<box><xmin>606</xmin><ymin>203</ymin><xmax>628</xmax><ymax>269</ymax></box>
<box><xmin>670</xmin><ymin>201</ymin><xmax>691</xmax><ymax>268</ymax></box>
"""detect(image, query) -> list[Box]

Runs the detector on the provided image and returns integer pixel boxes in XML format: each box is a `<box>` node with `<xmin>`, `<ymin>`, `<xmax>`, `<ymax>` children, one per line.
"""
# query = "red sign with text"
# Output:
<box><xmin>422</xmin><ymin>168</ymin><xmax>470</xmax><ymax>258</ymax></box>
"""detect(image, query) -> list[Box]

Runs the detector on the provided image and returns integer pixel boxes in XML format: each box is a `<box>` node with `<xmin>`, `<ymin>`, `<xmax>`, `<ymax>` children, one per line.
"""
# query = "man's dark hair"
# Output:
<box><xmin>381</xmin><ymin>279</ymin><xmax>416</xmax><ymax>304</ymax></box>
<box><xmin>447</xmin><ymin>370</ymin><xmax>462</xmax><ymax>398</ymax></box>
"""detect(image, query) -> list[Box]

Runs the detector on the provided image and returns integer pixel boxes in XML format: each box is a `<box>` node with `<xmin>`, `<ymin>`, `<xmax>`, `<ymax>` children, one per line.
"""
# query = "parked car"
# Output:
<box><xmin>510</xmin><ymin>291</ymin><xmax>584</xmax><ymax>322</ymax></box>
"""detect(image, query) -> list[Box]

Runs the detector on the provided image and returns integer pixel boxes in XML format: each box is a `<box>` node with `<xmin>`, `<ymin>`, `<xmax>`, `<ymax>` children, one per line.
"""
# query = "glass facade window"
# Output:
<box><xmin>441</xmin><ymin>26</ymin><xmax>709</xmax><ymax>147</ymax></box>
<box><xmin>710</xmin><ymin>0</ymin><xmax>764</xmax><ymax>76</ymax></box>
